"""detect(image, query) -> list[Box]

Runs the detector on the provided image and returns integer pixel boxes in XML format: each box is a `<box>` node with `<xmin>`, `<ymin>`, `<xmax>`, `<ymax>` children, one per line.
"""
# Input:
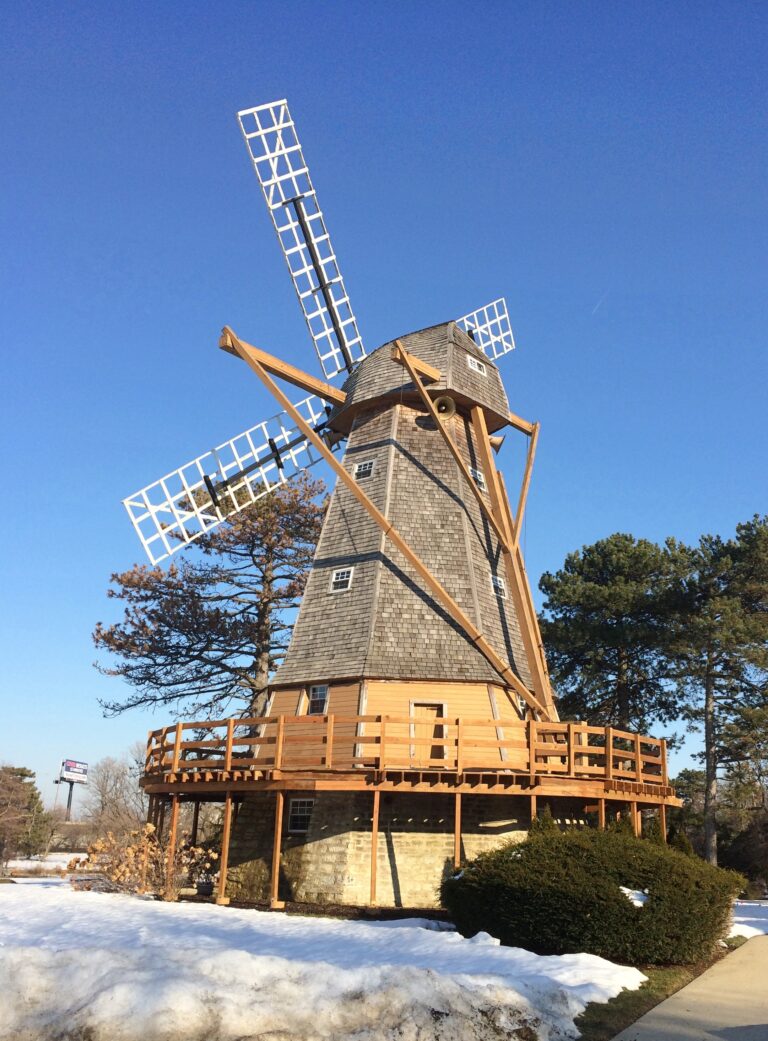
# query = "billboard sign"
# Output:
<box><xmin>60</xmin><ymin>759</ymin><xmax>88</xmax><ymax>784</ymax></box>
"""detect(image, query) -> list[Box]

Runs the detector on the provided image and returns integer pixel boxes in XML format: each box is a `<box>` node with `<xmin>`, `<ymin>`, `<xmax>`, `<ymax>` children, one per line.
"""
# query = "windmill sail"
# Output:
<box><xmin>457</xmin><ymin>298</ymin><xmax>516</xmax><ymax>360</ymax></box>
<box><xmin>238</xmin><ymin>99</ymin><xmax>366</xmax><ymax>381</ymax></box>
<box><xmin>123</xmin><ymin>395</ymin><xmax>328</xmax><ymax>565</ymax></box>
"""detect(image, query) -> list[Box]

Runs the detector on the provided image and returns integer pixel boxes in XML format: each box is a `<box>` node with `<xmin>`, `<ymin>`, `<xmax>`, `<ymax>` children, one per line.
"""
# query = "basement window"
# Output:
<box><xmin>330</xmin><ymin>567</ymin><xmax>353</xmax><ymax>592</ymax></box>
<box><xmin>354</xmin><ymin>460</ymin><xmax>375</xmax><ymax>481</ymax></box>
<box><xmin>307</xmin><ymin>684</ymin><xmax>329</xmax><ymax>715</ymax></box>
<box><xmin>288</xmin><ymin>798</ymin><xmax>315</xmax><ymax>834</ymax></box>
<box><xmin>467</xmin><ymin>355</ymin><xmax>487</xmax><ymax>376</ymax></box>
<box><xmin>469</xmin><ymin>467</ymin><xmax>488</xmax><ymax>492</ymax></box>
<box><xmin>492</xmin><ymin>575</ymin><xmax>507</xmax><ymax>599</ymax></box>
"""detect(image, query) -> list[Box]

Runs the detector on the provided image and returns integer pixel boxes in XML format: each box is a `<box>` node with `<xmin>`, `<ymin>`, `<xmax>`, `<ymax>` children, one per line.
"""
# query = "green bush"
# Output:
<box><xmin>441</xmin><ymin>828</ymin><xmax>743</xmax><ymax>965</ymax></box>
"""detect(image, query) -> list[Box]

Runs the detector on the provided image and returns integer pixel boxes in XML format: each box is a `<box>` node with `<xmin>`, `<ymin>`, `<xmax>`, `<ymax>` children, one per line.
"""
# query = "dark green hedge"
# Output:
<box><xmin>441</xmin><ymin>827</ymin><xmax>743</xmax><ymax>965</ymax></box>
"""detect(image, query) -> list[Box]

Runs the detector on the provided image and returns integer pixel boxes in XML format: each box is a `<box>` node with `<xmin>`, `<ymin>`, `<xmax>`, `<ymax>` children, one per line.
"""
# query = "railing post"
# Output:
<box><xmin>605</xmin><ymin>726</ymin><xmax>614</xmax><ymax>783</ymax></box>
<box><xmin>275</xmin><ymin>715</ymin><xmax>285</xmax><ymax>770</ymax></box>
<box><xmin>379</xmin><ymin>716</ymin><xmax>387</xmax><ymax>774</ymax></box>
<box><xmin>527</xmin><ymin>718</ymin><xmax>537</xmax><ymax>786</ymax></box>
<box><xmin>325</xmin><ymin>714</ymin><xmax>334</xmax><ymax>769</ymax></box>
<box><xmin>456</xmin><ymin>718</ymin><xmax>464</xmax><ymax>775</ymax></box>
<box><xmin>660</xmin><ymin>739</ymin><xmax>668</xmax><ymax>785</ymax></box>
<box><xmin>567</xmin><ymin>722</ymin><xmax>575</xmax><ymax>776</ymax></box>
<box><xmin>171</xmin><ymin>722</ymin><xmax>183</xmax><ymax>773</ymax></box>
<box><xmin>225</xmin><ymin>718</ymin><xmax>234</xmax><ymax>773</ymax></box>
<box><xmin>145</xmin><ymin>731</ymin><xmax>154</xmax><ymax>774</ymax></box>
<box><xmin>634</xmin><ymin>732</ymin><xmax>642</xmax><ymax>782</ymax></box>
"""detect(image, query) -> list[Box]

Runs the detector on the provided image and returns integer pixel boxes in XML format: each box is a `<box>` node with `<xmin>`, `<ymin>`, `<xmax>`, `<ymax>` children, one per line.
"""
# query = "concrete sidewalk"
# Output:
<box><xmin>611</xmin><ymin>935</ymin><xmax>768</xmax><ymax>1041</ymax></box>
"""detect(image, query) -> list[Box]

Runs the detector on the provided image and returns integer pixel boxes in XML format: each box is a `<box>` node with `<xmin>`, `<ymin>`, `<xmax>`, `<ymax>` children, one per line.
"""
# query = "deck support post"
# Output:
<box><xmin>659</xmin><ymin>803</ymin><xmax>667</xmax><ymax>843</ymax></box>
<box><xmin>216</xmin><ymin>792</ymin><xmax>233</xmax><ymax>906</ymax></box>
<box><xmin>529</xmin><ymin>793</ymin><xmax>537</xmax><ymax>824</ymax></box>
<box><xmin>146</xmin><ymin>794</ymin><xmax>155</xmax><ymax>827</ymax></box>
<box><xmin>191</xmin><ymin>800</ymin><xmax>200</xmax><ymax>846</ymax></box>
<box><xmin>453</xmin><ymin>792</ymin><xmax>462</xmax><ymax>870</ymax></box>
<box><xmin>156</xmin><ymin>798</ymin><xmax>166</xmax><ymax>841</ymax></box>
<box><xmin>631</xmin><ymin>801</ymin><xmax>640</xmax><ymax>838</ymax></box>
<box><xmin>370</xmin><ymin>789</ymin><xmax>380</xmax><ymax>905</ymax></box>
<box><xmin>598</xmin><ymin>798</ymin><xmax>606</xmax><ymax>830</ymax></box>
<box><xmin>165</xmin><ymin>794</ymin><xmax>180</xmax><ymax>886</ymax></box>
<box><xmin>270</xmin><ymin>791</ymin><xmax>285</xmax><ymax>910</ymax></box>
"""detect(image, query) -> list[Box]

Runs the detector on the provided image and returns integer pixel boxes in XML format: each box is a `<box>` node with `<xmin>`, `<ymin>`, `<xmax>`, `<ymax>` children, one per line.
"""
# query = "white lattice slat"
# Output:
<box><xmin>238</xmin><ymin>99</ymin><xmax>366</xmax><ymax>380</ymax></box>
<box><xmin>123</xmin><ymin>396</ymin><xmax>328</xmax><ymax>564</ymax></box>
<box><xmin>456</xmin><ymin>298</ymin><xmax>516</xmax><ymax>360</ymax></box>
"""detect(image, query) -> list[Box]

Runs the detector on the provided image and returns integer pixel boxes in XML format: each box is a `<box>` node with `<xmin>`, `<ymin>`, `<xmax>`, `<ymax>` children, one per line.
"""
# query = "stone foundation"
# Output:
<box><xmin>226</xmin><ymin>791</ymin><xmax>540</xmax><ymax>908</ymax></box>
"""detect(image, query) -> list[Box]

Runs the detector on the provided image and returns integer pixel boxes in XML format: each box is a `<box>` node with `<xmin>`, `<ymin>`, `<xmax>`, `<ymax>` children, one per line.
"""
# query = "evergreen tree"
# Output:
<box><xmin>668</xmin><ymin>517</ymin><xmax>768</xmax><ymax>864</ymax></box>
<box><xmin>539</xmin><ymin>533</ymin><xmax>682</xmax><ymax>731</ymax></box>
<box><xmin>0</xmin><ymin>766</ymin><xmax>51</xmax><ymax>864</ymax></box>
<box><xmin>93</xmin><ymin>474</ymin><xmax>325</xmax><ymax>718</ymax></box>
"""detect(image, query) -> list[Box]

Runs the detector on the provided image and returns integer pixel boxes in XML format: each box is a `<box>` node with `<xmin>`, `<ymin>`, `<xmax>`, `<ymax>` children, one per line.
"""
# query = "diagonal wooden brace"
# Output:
<box><xmin>226</xmin><ymin>328</ymin><xmax>550</xmax><ymax>719</ymax></box>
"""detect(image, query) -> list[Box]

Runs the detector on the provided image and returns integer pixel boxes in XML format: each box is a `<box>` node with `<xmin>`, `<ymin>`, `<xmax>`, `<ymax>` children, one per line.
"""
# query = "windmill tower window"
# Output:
<box><xmin>469</xmin><ymin>467</ymin><xmax>488</xmax><ymax>493</ymax></box>
<box><xmin>491</xmin><ymin>575</ymin><xmax>507</xmax><ymax>599</ymax></box>
<box><xmin>307</xmin><ymin>684</ymin><xmax>329</xmax><ymax>714</ymax></box>
<box><xmin>467</xmin><ymin>355</ymin><xmax>487</xmax><ymax>376</ymax></box>
<box><xmin>353</xmin><ymin>460</ymin><xmax>375</xmax><ymax>481</ymax></box>
<box><xmin>288</xmin><ymin>798</ymin><xmax>315</xmax><ymax>833</ymax></box>
<box><xmin>330</xmin><ymin>567</ymin><xmax>354</xmax><ymax>592</ymax></box>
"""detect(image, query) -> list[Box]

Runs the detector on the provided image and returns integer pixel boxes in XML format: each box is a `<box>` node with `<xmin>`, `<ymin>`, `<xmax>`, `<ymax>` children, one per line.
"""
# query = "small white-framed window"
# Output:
<box><xmin>354</xmin><ymin>460</ymin><xmax>375</xmax><ymax>481</ymax></box>
<box><xmin>307</xmin><ymin>684</ymin><xmax>328</xmax><ymax>715</ymax></box>
<box><xmin>467</xmin><ymin>354</ymin><xmax>487</xmax><ymax>376</ymax></box>
<box><xmin>492</xmin><ymin>575</ymin><xmax>507</xmax><ymax>599</ymax></box>
<box><xmin>288</xmin><ymin>798</ymin><xmax>315</xmax><ymax>834</ymax></box>
<box><xmin>330</xmin><ymin>567</ymin><xmax>353</xmax><ymax>592</ymax></box>
<box><xmin>469</xmin><ymin>467</ymin><xmax>487</xmax><ymax>492</ymax></box>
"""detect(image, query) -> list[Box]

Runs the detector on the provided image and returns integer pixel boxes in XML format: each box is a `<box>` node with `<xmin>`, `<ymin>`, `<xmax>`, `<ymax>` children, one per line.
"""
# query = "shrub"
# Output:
<box><xmin>442</xmin><ymin>828</ymin><xmax>743</xmax><ymax>965</ymax></box>
<box><xmin>70</xmin><ymin>824</ymin><xmax>219</xmax><ymax>901</ymax></box>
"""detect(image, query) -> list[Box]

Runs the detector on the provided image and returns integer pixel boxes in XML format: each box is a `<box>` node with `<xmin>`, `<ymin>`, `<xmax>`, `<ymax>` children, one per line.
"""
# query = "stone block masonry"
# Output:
<box><xmin>226</xmin><ymin>791</ymin><xmax>530</xmax><ymax>908</ymax></box>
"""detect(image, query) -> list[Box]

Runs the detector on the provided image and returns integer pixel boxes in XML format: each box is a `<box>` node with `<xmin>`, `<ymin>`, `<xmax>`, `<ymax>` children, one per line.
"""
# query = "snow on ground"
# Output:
<box><xmin>0</xmin><ymin>883</ymin><xmax>645</xmax><ymax>1041</ymax></box>
<box><xmin>730</xmin><ymin>900</ymin><xmax>768</xmax><ymax>939</ymax></box>
<box><xmin>5</xmin><ymin>851</ymin><xmax>83</xmax><ymax>873</ymax></box>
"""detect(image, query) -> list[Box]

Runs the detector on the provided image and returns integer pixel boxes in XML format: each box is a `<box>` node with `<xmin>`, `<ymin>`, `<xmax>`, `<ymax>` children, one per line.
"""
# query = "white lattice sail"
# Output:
<box><xmin>123</xmin><ymin>395</ymin><xmax>328</xmax><ymax>565</ymax></box>
<box><xmin>456</xmin><ymin>298</ymin><xmax>516</xmax><ymax>360</ymax></box>
<box><xmin>238</xmin><ymin>99</ymin><xmax>366</xmax><ymax>381</ymax></box>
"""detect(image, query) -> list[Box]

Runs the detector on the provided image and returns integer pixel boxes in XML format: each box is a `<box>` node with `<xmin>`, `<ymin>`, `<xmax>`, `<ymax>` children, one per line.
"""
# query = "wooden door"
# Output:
<box><xmin>412</xmin><ymin>703</ymin><xmax>445</xmax><ymax>766</ymax></box>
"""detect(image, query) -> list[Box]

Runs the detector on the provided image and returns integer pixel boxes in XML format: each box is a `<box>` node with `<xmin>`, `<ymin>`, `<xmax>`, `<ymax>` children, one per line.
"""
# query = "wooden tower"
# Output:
<box><xmin>127</xmin><ymin>100</ymin><xmax>680</xmax><ymax>909</ymax></box>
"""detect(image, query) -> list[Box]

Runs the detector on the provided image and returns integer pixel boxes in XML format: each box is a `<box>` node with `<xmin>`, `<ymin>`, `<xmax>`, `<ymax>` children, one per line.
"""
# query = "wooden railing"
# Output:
<box><xmin>143</xmin><ymin>715</ymin><xmax>669</xmax><ymax>787</ymax></box>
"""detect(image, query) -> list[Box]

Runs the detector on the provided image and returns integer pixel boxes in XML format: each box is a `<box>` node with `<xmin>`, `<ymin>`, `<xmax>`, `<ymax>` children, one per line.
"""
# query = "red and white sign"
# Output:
<box><xmin>60</xmin><ymin>759</ymin><xmax>88</xmax><ymax>784</ymax></box>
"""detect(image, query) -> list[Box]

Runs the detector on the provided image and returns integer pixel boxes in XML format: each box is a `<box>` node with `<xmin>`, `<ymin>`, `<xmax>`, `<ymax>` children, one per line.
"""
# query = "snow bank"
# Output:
<box><xmin>730</xmin><ymin>900</ymin><xmax>768</xmax><ymax>939</ymax></box>
<box><xmin>0</xmin><ymin>885</ymin><xmax>645</xmax><ymax>1041</ymax></box>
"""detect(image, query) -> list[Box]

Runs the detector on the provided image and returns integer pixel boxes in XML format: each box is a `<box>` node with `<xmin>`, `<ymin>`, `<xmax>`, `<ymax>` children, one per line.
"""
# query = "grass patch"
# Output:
<box><xmin>575</xmin><ymin>937</ymin><xmax>747</xmax><ymax>1041</ymax></box>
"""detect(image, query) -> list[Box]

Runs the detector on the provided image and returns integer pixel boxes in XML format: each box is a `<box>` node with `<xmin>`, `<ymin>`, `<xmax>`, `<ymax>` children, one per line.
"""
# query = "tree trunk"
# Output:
<box><xmin>616</xmin><ymin>650</ymin><xmax>630</xmax><ymax>730</ymax></box>
<box><xmin>703</xmin><ymin>658</ymin><xmax>718</xmax><ymax>865</ymax></box>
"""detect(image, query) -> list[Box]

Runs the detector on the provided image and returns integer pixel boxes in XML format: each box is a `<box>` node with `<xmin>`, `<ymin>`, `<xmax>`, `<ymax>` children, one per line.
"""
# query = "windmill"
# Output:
<box><xmin>131</xmin><ymin>101</ymin><xmax>677</xmax><ymax>909</ymax></box>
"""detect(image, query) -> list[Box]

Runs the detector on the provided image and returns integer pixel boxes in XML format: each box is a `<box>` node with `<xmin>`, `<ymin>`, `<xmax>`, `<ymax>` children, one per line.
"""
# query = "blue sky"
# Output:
<box><xmin>1</xmin><ymin>1</ymin><xmax>766</xmax><ymax>806</ymax></box>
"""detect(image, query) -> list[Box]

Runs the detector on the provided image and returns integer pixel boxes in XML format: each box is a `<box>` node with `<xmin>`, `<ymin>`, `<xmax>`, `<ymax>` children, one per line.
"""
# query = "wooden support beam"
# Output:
<box><xmin>270</xmin><ymin>791</ymin><xmax>285</xmax><ymax>910</ymax></box>
<box><xmin>471</xmin><ymin>406</ymin><xmax>555</xmax><ymax>718</ymax></box>
<box><xmin>370</xmin><ymin>789</ymin><xmax>380</xmax><ymax>905</ymax></box>
<box><xmin>631</xmin><ymin>801</ymin><xmax>640</xmax><ymax>838</ymax></box>
<box><xmin>216</xmin><ymin>792</ymin><xmax>233</xmax><ymax>905</ymax></box>
<box><xmin>659</xmin><ymin>803</ymin><xmax>667</xmax><ymax>843</ymax></box>
<box><xmin>219</xmin><ymin>327</ymin><xmax>347</xmax><ymax>406</ymax></box>
<box><xmin>191</xmin><ymin>801</ymin><xmax>200</xmax><ymax>846</ymax></box>
<box><xmin>454</xmin><ymin>792</ymin><xmax>462</xmax><ymax>870</ymax></box>
<box><xmin>228</xmin><ymin>329</ymin><xmax>549</xmax><ymax>719</ymax></box>
<box><xmin>496</xmin><ymin>469</ymin><xmax>557</xmax><ymax>719</ymax></box>
<box><xmin>399</xmin><ymin>346</ymin><xmax>508</xmax><ymax>547</ymax></box>
<box><xmin>530</xmin><ymin>793</ymin><xmax>537</xmax><ymax>823</ymax></box>
<box><xmin>512</xmin><ymin>422</ymin><xmax>539</xmax><ymax>547</ymax></box>
<box><xmin>507</xmin><ymin>410</ymin><xmax>536</xmax><ymax>436</ymax></box>
<box><xmin>391</xmin><ymin>342</ymin><xmax>441</xmax><ymax>383</ymax></box>
<box><xmin>156</xmin><ymin>798</ymin><xmax>166</xmax><ymax>840</ymax></box>
<box><xmin>598</xmin><ymin>798</ymin><xmax>606</xmax><ymax>830</ymax></box>
<box><xmin>165</xmin><ymin>794</ymin><xmax>180</xmax><ymax>885</ymax></box>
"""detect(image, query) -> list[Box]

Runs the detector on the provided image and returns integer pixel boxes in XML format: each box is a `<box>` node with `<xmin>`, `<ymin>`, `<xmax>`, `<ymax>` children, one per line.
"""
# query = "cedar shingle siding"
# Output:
<box><xmin>272</xmin><ymin>322</ymin><xmax>531</xmax><ymax>688</ymax></box>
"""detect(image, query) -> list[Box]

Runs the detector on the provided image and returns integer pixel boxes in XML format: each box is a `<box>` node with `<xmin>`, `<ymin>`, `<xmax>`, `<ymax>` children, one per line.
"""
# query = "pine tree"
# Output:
<box><xmin>93</xmin><ymin>474</ymin><xmax>326</xmax><ymax>718</ymax></box>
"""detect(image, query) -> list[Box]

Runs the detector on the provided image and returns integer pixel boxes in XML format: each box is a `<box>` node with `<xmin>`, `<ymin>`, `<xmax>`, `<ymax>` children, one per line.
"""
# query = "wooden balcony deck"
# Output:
<box><xmin>141</xmin><ymin>713</ymin><xmax>677</xmax><ymax>803</ymax></box>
